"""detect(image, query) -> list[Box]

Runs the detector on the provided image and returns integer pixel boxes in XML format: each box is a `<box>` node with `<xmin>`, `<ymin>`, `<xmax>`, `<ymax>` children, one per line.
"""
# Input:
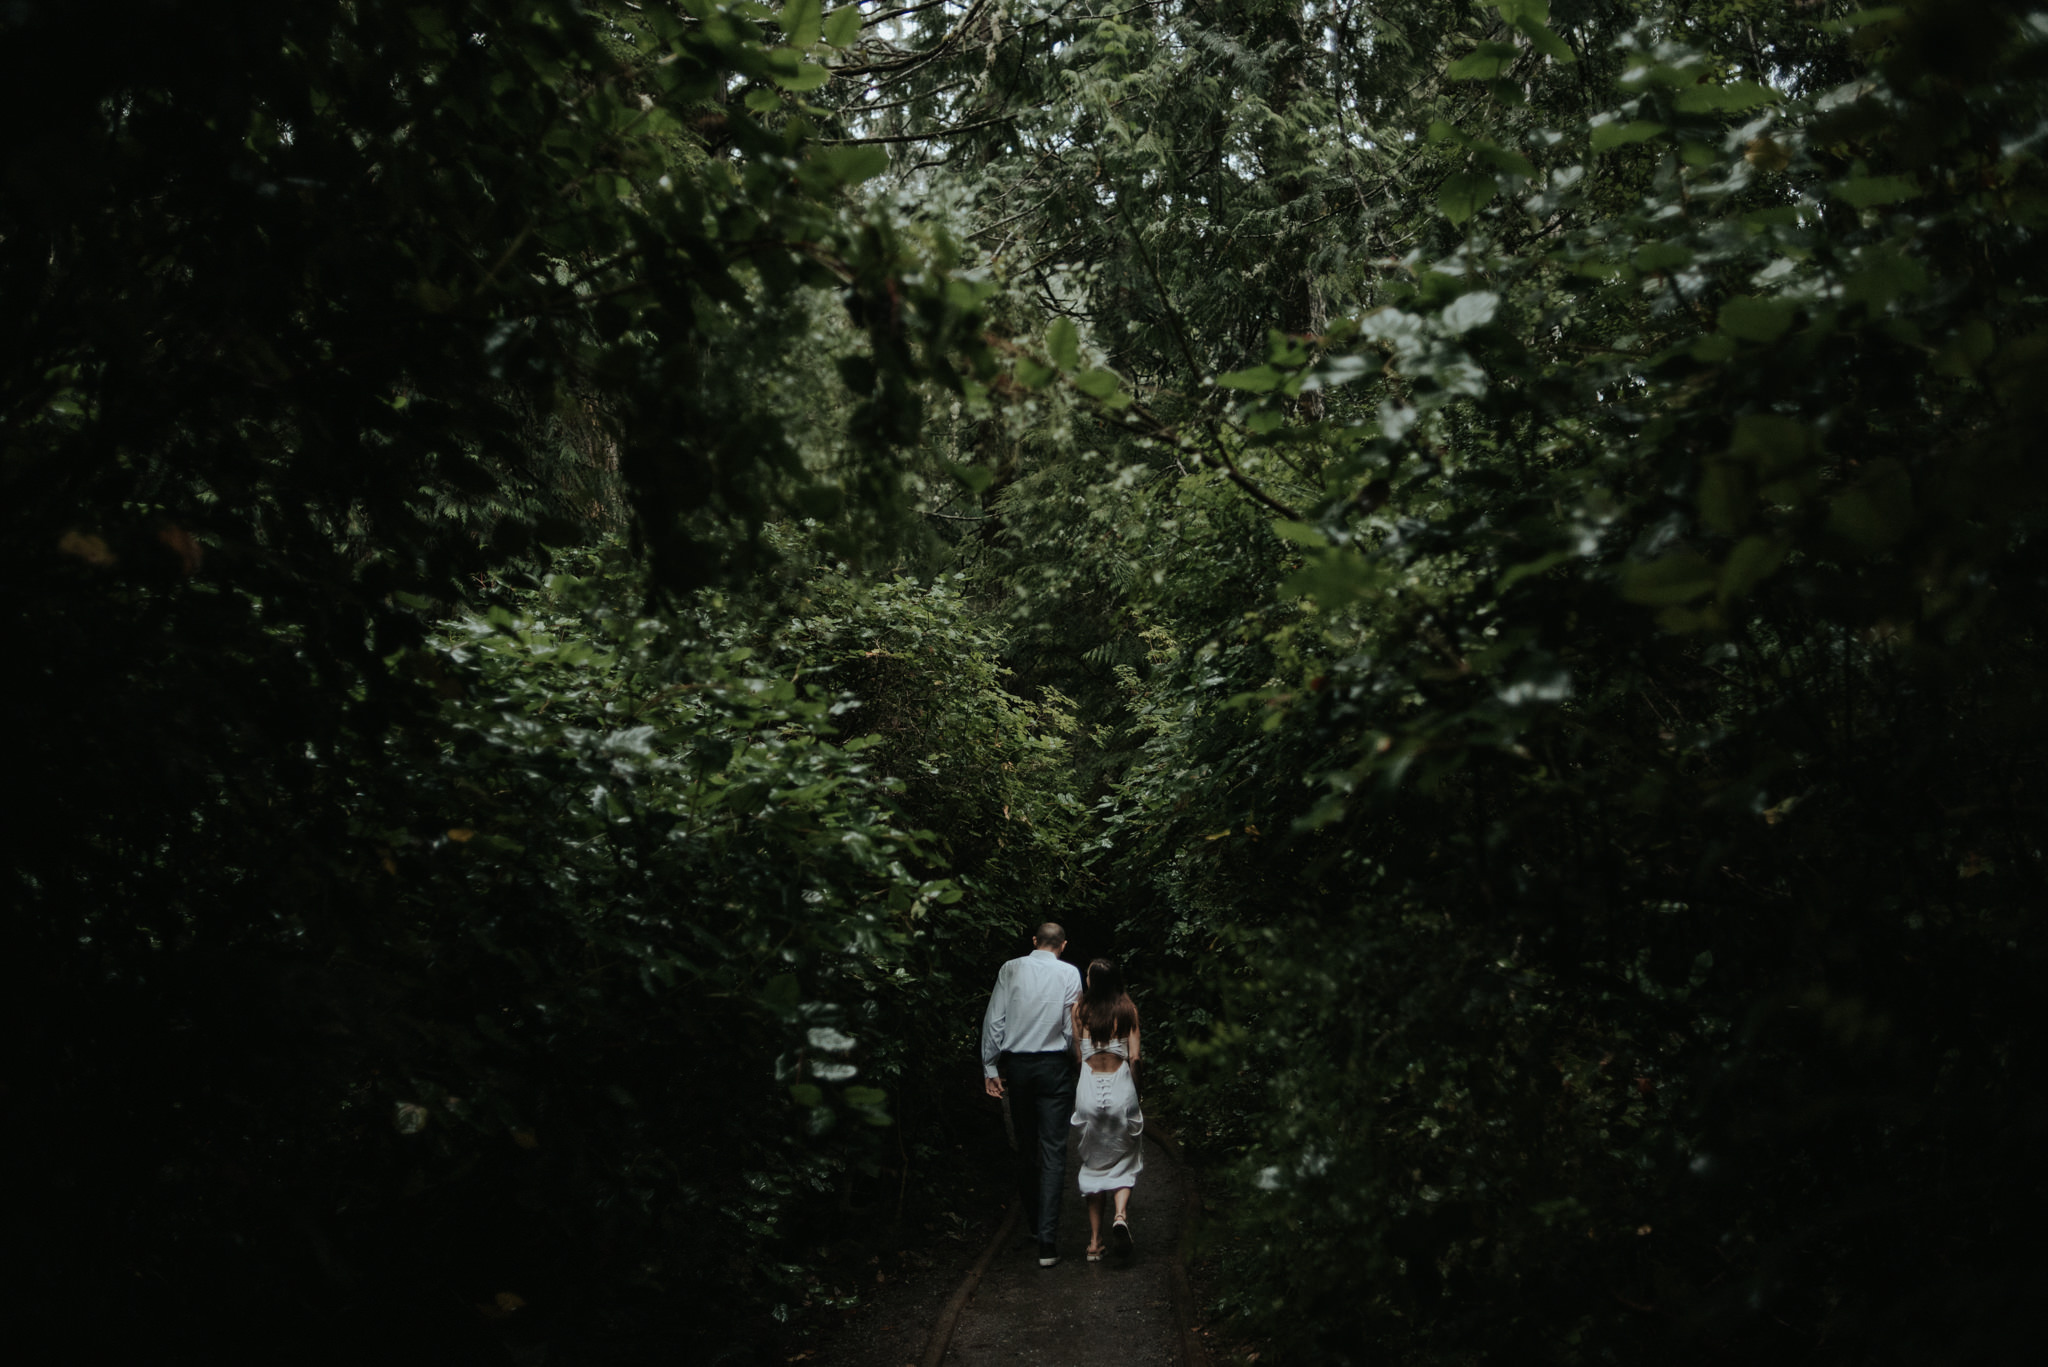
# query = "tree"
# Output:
<box><xmin>10</xmin><ymin>1</ymin><xmax>2048</xmax><ymax>1361</ymax></box>
<box><xmin>3</xmin><ymin>1</ymin><xmax>1000</xmax><ymax>1356</ymax></box>
<box><xmin>888</xmin><ymin>1</ymin><xmax>2048</xmax><ymax>1360</ymax></box>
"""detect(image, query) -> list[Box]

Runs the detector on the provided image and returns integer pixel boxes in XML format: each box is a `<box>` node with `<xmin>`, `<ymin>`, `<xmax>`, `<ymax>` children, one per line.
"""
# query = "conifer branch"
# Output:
<box><xmin>1109</xmin><ymin>189</ymin><xmax>1301</xmax><ymax>521</ymax></box>
<box><xmin>833</xmin><ymin>0</ymin><xmax>993</xmax><ymax>81</ymax></box>
<box><xmin>817</xmin><ymin>112</ymin><xmax>1015</xmax><ymax>145</ymax></box>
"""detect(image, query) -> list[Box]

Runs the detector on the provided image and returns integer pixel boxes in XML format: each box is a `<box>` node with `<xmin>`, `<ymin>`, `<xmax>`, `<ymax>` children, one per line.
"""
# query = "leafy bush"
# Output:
<box><xmin>1049</xmin><ymin>6</ymin><xmax>2048</xmax><ymax>1362</ymax></box>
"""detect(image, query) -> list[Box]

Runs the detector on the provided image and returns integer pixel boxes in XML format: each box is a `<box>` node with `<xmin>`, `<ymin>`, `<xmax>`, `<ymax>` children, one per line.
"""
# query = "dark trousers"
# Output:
<box><xmin>1002</xmin><ymin>1050</ymin><xmax>1077</xmax><ymax>1244</ymax></box>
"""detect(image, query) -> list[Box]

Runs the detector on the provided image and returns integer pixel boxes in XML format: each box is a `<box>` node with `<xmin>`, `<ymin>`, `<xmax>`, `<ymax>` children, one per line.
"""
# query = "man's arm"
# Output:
<box><xmin>980</xmin><ymin>962</ymin><xmax>1011</xmax><ymax>1096</ymax></box>
<box><xmin>1059</xmin><ymin>965</ymin><xmax>1081</xmax><ymax>1051</ymax></box>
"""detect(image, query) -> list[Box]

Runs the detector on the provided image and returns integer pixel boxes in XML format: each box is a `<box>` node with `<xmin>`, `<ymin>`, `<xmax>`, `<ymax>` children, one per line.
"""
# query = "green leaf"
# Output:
<box><xmin>1934</xmin><ymin>317</ymin><xmax>1996</xmax><ymax>377</ymax></box>
<box><xmin>1697</xmin><ymin>459</ymin><xmax>1750</xmax><ymax>534</ymax></box>
<box><xmin>1717</xmin><ymin>296</ymin><xmax>1795</xmax><ymax>342</ymax></box>
<box><xmin>1621</xmin><ymin>551</ymin><xmax>1717</xmax><ymax>606</ymax></box>
<box><xmin>790</xmin><ymin>1082</ymin><xmax>825</xmax><ymax>1107</ymax></box>
<box><xmin>1656</xmin><ymin>601</ymin><xmax>1727</xmax><ymax>634</ymax></box>
<box><xmin>1448</xmin><ymin>42</ymin><xmax>1521</xmax><ymax>81</ymax></box>
<box><xmin>946</xmin><ymin>461</ymin><xmax>996</xmax><ymax>494</ymax></box>
<box><xmin>1844</xmin><ymin>245</ymin><xmax>1927</xmax><ymax>310</ymax></box>
<box><xmin>1822</xmin><ymin>7</ymin><xmax>1905</xmax><ymax>34</ymax></box>
<box><xmin>1218</xmin><ymin>365</ymin><xmax>1283</xmax><ymax>392</ymax></box>
<box><xmin>1825</xmin><ymin>458</ymin><xmax>1915</xmax><ymax>553</ymax></box>
<box><xmin>1073</xmin><ymin>368</ymin><xmax>1132</xmax><ymax>407</ymax></box>
<box><xmin>762</xmin><ymin>974</ymin><xmax>802</xmax><ymax>1013</ymax></box>
<box><xmin>1438</xmin><ymin>171</ymin><xmax>1497</xmax><ymax>224</ymax></box>
<box><xmin>1474</xmin><ymin>141</ymin><xmax>1537</xmax><ymax>177</ymax></box>
<box><xmin>1497</xmin><ymin>550</ymin><xmax>1573</xmax><ymax>593</ymax></box>
<box><xmin>1719</xmin><ymin>534</ymin><xmax>1788</xmax><ymax>604</ymax></box>
<box><xmin>1987</xmin><ymin>333</ymin><xmax>2048</xmax><ymax>404</ymax></box>
<box><xmin>1511</xmin><ymin>16</ymin><xmax>1576</xmax><ymax>63</ymax></box>
<box><xmin>1673</xmin><ymin>80</ymin><xmax>1778</xmax><ymax>113</ymax></box>
<box><xmin>1441</xmin><ymin>290</ymin><xmax>1500</xmax><ymax>334</ymax></box>
<box><xmin>1743</xmin><ymin>206</ymin><xmax>1802</xmax><ymax>228</ymax></box>
<box><xmin>771</xmin><ymin>60</ymin><xmax>831</xmax><ymax>92</ymax></box>
<box><xmin>823</xmin><ymin>5</ymin><xmax>862</xmax><ymax>47</ymax></box>
<box><xmin>780</xmin><ymin>0</ymin><xmax>824</xmax><ymax>48</ymax></box>
<box><xmin>843</xmin><ymin>1085</ymin><xmax>891</xmax><ymax>1125</ymax></box>
<box><xmin>410</xmin><ymin>7</ymin><xmax>453</xmax><ymax>40</ymax></box>
<box><xmin>1728</xmin><ymin>414</ymin><xmax>1814</xmax><ymax>478</ymax></box>
<box><xmin>1830</xmin><ymin>174</ymin><xmax>1920</xmax><ymax>208</ymax></box>
<box><xmin>1633</xmin><ymin>241</ymin><xmax>1692</xmax><ymax>272</ymax></box>
<box><xmin>811</xmin><ymin>144</ymin><xmax>889</xmax><ymax>183</ymax></box>
<box><xmin>1014</xmin><ymin>356</ymin><xmax>1057</xmax><ymax>389</ymax></box>
<box><xmin>1282</xmin><ymin>548</ymin><xmax>1389</xmax><ymax>607</ymax></box>
<box><xmin>1590</xmin><ymin>119</ymin><xmax>1667</xmax><ymax>151</ymax></box>
<box><xmin>1264</xmin><ymin>328</ymin><xmax>1307</xmax><ymax>365</ymax></box>
<box><xmin>1272</xmin><ymin>521</ymin><xmax>1329</xmax><ymax>548</ymax></box>
<box><xmin>1047</xmin><ymin>317</ymin><xmax>1082</xmax><ymax>371</ymax></box>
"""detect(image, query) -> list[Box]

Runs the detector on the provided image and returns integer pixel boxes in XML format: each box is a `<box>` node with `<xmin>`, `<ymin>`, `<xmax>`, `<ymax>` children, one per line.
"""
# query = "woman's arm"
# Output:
<box><xmin>1128</xmin><ymin>1022</ymin><xmax>1141</xmax><ymax>1065</ymax></box>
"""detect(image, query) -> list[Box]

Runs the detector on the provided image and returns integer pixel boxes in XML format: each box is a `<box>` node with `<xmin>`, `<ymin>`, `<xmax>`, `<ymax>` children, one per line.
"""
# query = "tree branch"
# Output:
<box><xmin>816</xmin><ymin>111</ymin><xmax>1014</xmax><ymax>145</ymax></box>
<box><xmin>1109</xmin><ymin>188</ymin><xmax>1301</xmax><ymax>520</ymax></box>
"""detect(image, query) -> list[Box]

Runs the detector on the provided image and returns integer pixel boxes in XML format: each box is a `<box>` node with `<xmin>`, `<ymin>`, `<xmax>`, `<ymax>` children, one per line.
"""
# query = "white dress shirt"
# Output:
<box><xmin>980</xmin><ymin>949</ymin><xmax>1082</xmax><ymax>1077</ymax></box>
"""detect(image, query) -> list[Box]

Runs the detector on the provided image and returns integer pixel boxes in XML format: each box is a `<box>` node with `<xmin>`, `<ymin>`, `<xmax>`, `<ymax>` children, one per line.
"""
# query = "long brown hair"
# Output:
<box><xmin>1078</xmin><ymin>958</ymin><xmax>1139</xmax><ymax>1041</ymax></box>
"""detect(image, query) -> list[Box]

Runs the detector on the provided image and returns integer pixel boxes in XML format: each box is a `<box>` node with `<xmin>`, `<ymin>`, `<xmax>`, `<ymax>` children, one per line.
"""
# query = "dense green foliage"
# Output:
<box><xmin>4</xmin><ymin>1</ymin><xmax>1013</xmax><ymax>1358</ymax></box>
<box><xmin>867</xmin><ymin>1</ymin><xmax>2048</xmax><ymax>1360</ymax></box>
<box><xmin>9</xmin><ymin>0</ymin><xmax>2048</xmax><ymax>1363</ymax></box>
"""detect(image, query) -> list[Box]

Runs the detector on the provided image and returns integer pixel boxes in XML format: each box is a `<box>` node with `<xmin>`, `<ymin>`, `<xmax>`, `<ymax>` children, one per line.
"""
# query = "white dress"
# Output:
<box><xmin>1071</xmin><ymin>1034</ymin><xmax>1144</xmax><ymax>1193</ymax></box>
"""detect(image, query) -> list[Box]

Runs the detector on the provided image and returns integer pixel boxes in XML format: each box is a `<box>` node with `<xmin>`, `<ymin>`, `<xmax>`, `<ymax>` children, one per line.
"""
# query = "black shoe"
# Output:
<box><xmin>1111</xmin><ymin>1218</ymin><xmax>1134</xmax><ymax>1255</ymax></box>
<box><xmin>1037</xmin><ymin>1240</ymin><xmax>1059</xmax><ymax>1267</ymax></box>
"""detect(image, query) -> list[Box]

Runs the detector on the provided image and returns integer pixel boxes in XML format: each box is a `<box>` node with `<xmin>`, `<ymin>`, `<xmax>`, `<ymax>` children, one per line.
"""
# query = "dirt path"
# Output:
<box><xmin>935</xmin><ymin>1129</ymin><xmax>1195</xmax><ymax>1367</ymax></box>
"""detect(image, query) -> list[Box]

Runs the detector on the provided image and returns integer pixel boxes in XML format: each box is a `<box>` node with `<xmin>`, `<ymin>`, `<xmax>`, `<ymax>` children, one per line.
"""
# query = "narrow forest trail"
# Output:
<box><xmin>930</xmin><ymin>1129</ymin><xmax>1202</xmax><ymax>1367</ymax></box>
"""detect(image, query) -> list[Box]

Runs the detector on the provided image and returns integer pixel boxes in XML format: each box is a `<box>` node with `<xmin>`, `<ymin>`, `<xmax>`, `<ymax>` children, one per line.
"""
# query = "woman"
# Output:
<box><xmin>1070</xmin><ymin>957</ymin><xmax>1143</xmax><ymax>1260</ymax></box>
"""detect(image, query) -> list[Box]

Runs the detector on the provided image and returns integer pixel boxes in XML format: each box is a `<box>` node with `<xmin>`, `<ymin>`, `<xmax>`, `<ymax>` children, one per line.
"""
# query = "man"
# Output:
<box><xmin>981</xmin><ymin>921</ymin><xmax>1082</xmax><ymax>1267</ymax></box>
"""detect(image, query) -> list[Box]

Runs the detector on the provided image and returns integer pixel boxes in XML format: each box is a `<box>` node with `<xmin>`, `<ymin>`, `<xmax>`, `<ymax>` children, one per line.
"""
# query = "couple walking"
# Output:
<box><xmin>980</xmin><ymin>922</ymin><xmax>1143</xmax><ymax>1268</ymax></box>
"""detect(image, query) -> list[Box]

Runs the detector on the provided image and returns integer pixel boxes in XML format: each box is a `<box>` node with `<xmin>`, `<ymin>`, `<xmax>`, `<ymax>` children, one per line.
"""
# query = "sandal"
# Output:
<box><xmin>1085</xmin><ymin>1243</ymin><xmax>1105</xmax><ymax>1262</ymax></box>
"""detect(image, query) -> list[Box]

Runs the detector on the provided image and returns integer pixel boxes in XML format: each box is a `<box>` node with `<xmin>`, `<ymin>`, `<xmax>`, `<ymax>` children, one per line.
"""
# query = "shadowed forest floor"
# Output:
<box><xmin>939</xmin><ymin>1129</ymin><xmax>1186</xmax><ymax>1367</ymax></box>
<box><xmin>814</xmin><ymin>1114</ymin><xmax>1202</xmax><ymax>1366</ymax></box>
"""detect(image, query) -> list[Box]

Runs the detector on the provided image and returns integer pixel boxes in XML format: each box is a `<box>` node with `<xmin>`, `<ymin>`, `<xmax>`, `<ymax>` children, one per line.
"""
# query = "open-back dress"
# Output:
<box><xmin>1071</xmin><ymin>1034</ymin><xmax>1144</xmax><ymax>1193</ymax></box>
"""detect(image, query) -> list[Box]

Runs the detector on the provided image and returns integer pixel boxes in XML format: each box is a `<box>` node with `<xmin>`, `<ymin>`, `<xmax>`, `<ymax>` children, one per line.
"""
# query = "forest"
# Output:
<box><xmin>5</xmin><ymin>0</ymin><xmax>2046</xmax><ymax>1362</ymax></box>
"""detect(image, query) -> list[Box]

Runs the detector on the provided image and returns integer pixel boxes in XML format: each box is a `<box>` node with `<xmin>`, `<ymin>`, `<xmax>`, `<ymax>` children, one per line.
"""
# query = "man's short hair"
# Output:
<box><xmin>1032</xmin><ymin>921</ymin><xmax>1066</xmax><ymax>948</ymax></box>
